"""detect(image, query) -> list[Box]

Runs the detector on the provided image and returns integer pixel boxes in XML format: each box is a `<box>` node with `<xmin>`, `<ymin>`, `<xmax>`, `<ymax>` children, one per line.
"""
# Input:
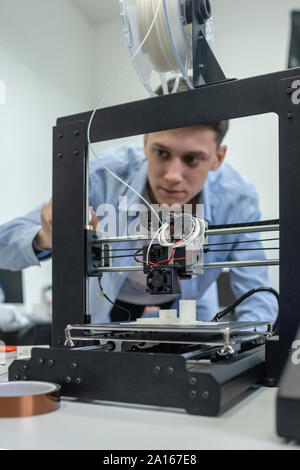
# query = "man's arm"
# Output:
<box><xmin>0</xmin><ymin>152</ymin><xmax>116</xmax><ymax>274</ymax></box>
<box><xmin>0</xmin><ymin>202</ymin><xmax>51</xmax><ymax>271</ymax></box>
<box><xmin>0</xmin><ymin>198</ymin><xmax>98</xmax><ymax>272</ymax></box>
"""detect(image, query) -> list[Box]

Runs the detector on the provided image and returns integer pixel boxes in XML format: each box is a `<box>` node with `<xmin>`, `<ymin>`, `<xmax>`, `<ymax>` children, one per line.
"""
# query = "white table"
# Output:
<box><xmin>0</xmin><ymin>386</ymin><xmax>298</xmax><ymax>450</ymax></box>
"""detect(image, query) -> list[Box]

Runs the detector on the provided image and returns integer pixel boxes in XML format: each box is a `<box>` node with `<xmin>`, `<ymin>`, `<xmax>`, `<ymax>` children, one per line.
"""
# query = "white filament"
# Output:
<box><xmin>137</xmin><ymin>0</ymin><xmax>192</xmax><ymax>74</ymax></box>
<box><xmin>146</xmin><ymin>215</ymin><xmax>206</xmax><ymax>264</ymax></box>
<box><xmin>158</xmin><ymin>215</ymin><xmax>205</xmax><ymax>248</ymax></box>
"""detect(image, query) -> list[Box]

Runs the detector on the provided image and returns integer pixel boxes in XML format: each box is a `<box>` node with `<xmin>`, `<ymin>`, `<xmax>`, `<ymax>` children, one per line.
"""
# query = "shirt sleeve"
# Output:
<box><xmin>227</xmin><ymin>195</ymin><xmax>278</xmax><ymax>325</ymax></box>
<box><xmin>0</xmin><ymin>203</ymin><xmax>51</xmax><ymax>271</ymax></box>
<box><xmin>0</xmin><ymin>160</ymin><xmax>108</xmax><ymax>273</ymax></box>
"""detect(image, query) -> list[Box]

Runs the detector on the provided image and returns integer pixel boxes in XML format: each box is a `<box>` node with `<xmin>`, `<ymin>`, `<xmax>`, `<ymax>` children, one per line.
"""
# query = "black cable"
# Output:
<box><xmin>214</xmin><ymin>287</ymin><xmax>279</xmax><ymax>335</ymax></box>
<box><xmin>109</xmin><ymin>247</ymin><xmax>142</xmax><ymax>252</ymax></box>
<box><xmin>97</xmin><ymin>277</ymin><xmax>131</xmax><ymax>322</ymax></box>
<box><xmin>104</xmin><ymin>246</ymin><xmax>279</xmax><ymax>259</ymax></box>
<box><xmin>204</xmin><ymin>247</ymin><xmax>279</xmax><ymax>254</ymax></box>
<box><xmin>104</xmin><ymin>253</ymin><xmax>142</xmax><ymax>260</ymax></box>
<box><xmin>134</xmin><ymin>248</ymin><xmax>144</xmax><ymax>263</ymax></box>
<box><xmin>208</xmin><ymin>219</ymin><xmax>279</xmax><ymax>230</ymax></box>
<box><xmin>206</xmin><ymin>237</ymin><xmax>279</xmax><ymax>248</ymax></box>
<box><xmin>95</xmin><ymin>247</ymin><xmax>145</xmax><ymax>262</ymax></box>
<box><xmin>101</xmin><ymin>248</ymin><xmax>145</xmax><ymax>262</ymax></box>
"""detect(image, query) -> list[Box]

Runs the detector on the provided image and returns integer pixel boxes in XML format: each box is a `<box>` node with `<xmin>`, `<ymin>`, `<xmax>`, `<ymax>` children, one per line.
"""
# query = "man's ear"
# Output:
<box><xmin>212</xmin><ymin>145</ymin><xmax>227</xmax><ymax>171</ymax></box>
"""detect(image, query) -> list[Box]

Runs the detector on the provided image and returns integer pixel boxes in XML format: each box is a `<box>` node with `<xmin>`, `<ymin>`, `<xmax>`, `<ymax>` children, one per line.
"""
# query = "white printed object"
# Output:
<box><xmin>159</xmin><ymin>309</ymin><xmax>177</xmax><ymax>321</ymax></box>
<box><xmin>179</xmin><ymin>300</ymin><xmax>196</xmax><ymax>323</ymax></box>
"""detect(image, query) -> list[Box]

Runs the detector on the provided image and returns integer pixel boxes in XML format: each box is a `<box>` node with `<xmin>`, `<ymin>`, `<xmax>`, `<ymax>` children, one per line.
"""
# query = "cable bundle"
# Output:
<box><xmin>157</xmin><ymin>214</ymin><xmax>206</xmax><ymax>248</ymax></box>
<box><xmin>147</xmin><ymin>213</ymin><xmax>206</xmax><ymax>264</ymax></box>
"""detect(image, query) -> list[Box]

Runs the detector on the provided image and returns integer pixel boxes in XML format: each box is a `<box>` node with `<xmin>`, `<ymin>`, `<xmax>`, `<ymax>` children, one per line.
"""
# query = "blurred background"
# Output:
<box><xmin>0</xmin><ymin>0</ymin><xmax>299</xmax><ymax>317</ymax></box>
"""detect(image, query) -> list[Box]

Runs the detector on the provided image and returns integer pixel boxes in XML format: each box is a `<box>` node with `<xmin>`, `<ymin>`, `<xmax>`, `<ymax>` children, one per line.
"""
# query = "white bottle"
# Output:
<box><xmin>0</xmin><ymin>283</ymin><xmax>5</xmax><ymax>303</ymax></box>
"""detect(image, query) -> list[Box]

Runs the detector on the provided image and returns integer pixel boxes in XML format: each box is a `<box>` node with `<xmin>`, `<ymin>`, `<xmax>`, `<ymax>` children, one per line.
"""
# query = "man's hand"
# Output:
<box><xmin>89</xmin><ymin>207</ymin><xmax>98</xmax><ymax>231</ymax></box>
<box><xmin>35</xmin><ymin>199</ymin><xmax>98</xmax><ymax>251</ymax></box>
<box><xmin>36</xmin><ymin>199</ymin><xmax>53</xmax><ymax>250</ymax></box>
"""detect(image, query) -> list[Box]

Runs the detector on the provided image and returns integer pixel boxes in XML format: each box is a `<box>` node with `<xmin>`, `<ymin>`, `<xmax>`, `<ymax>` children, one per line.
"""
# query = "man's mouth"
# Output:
<box><xmin>160</xmin><ymin>187</ymin><xmax>185</xmax><ymax>195</ymax></box>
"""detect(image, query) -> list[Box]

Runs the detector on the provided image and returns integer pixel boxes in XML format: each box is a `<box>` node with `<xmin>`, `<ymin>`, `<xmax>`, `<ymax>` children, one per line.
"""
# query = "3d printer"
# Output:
<box><xmin>8</xmin><ymin>0</ymin><xmax>300</xmax><ymax>426</ymax></box>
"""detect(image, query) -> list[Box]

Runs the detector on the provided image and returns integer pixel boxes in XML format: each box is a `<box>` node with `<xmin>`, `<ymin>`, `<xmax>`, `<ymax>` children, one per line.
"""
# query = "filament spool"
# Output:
<box><xmin>136</xmin><ymin>0</ymin><xmax>192</xmax><ymax>74</ymax></box>
<box><xmin>120</xmin><ymin>0</ymin><xmax>215</xmax><ymax>95</ymax></box>
<box><xmin>120</xmin><ymin>0</ymin><xmax>199</xmax><ymax>95</ymax></box>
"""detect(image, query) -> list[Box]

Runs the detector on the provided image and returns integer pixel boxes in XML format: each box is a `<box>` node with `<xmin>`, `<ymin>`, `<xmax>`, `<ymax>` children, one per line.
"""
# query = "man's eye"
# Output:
<box><xmin>155</xmin><ymin>149</ymin><xmax>168</xmax><ymax>158</ymax></box>
<box><xmin>184</xmin><ymin>156</ymin><xmax>199</xmax><ymax>165</ymax></box>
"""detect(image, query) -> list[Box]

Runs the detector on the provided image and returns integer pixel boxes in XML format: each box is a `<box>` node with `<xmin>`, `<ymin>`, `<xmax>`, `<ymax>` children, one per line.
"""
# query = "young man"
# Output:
<box><xmin>0</xmin><ymin>117</ymin><xmax>278</xmax><ymax>325</ymax></box>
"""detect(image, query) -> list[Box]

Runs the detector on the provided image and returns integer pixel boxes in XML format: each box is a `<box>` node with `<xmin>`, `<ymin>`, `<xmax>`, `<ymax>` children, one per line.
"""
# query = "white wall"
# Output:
<box><xmin>211</xmin><ymin>0</ymin><xmax>299</xmax><ymax>218</ymax></box>
<box><xmin>0</xmin><ymin>0</ymin><xmax>93</xmax><ymax>312</ymax></box>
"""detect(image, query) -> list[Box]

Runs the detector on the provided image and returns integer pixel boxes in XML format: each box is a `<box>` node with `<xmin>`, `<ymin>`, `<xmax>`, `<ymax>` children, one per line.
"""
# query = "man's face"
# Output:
<box><xmin>144</xmin><ymin>126</ymin><xmax>227</xmax><ymax>207</ymax></box>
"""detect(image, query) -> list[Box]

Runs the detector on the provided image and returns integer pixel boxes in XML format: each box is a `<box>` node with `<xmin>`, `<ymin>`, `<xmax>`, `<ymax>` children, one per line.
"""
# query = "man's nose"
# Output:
<box><xmin>164</xmin><ymin>158</ymin><xmax>184</xmax><ymax>184</ymax></box>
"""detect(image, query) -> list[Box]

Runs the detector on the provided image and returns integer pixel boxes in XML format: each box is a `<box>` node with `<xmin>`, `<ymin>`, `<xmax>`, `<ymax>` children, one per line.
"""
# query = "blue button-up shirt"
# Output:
<box><xmin>0</xmin><ymin>146</ymin><xmax>278</xmax><ymax>324</ymax></box>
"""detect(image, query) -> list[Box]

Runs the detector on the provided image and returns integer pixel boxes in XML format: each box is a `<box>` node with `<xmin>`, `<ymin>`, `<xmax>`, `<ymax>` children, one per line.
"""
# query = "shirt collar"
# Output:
<box><xmin>124</xmin><ymin>160</ymin><xmax>149</xmax><ymax>205</ymax></box>
<box><xmin>200</xmin><ymin>181</ymin><xmax>213</xmax><ymax>226</ymax></box>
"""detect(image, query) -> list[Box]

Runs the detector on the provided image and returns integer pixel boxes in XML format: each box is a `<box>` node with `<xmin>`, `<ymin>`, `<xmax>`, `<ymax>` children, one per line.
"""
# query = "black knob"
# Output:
<box><xmin>195</xmin><ymin>0</ymin><xmax>212</xmax><ymax>24</ymax></box>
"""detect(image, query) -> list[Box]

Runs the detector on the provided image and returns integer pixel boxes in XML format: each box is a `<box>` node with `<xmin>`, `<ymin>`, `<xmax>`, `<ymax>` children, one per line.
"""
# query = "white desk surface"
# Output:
<box><xmin>0</xmin><ymin>386</ymin><xmax>298</xmax><ymax>450</ymax></box>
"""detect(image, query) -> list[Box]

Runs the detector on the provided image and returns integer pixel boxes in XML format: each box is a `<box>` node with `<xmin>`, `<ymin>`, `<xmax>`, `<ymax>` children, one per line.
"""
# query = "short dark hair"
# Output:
<box><xmin>155</xmin><ymin>78</ymin><xmax>229</xmax><ymax>147</ymax></box>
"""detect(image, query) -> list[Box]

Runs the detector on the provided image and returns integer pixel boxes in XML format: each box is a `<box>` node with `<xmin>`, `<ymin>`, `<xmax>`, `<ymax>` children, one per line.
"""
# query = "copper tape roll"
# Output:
<box><xmin>0</xmin><ymin>382</ymin><xmax>61</xmax><ymax>418</ymax></box>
